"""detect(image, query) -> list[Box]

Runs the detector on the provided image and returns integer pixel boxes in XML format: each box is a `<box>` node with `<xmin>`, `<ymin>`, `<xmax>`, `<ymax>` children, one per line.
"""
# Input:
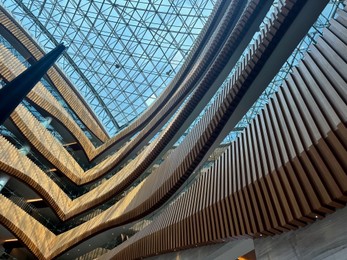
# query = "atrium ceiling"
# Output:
<box><xmin>1</xmin><ymin>0</ymin><xmax>215</xmax><ymax>135</ymax></box>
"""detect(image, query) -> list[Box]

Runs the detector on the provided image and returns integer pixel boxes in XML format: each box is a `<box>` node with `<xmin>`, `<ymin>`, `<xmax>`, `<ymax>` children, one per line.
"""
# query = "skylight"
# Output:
<box><xmin>1</xmin><ymin>0</ymin><xmax>215</xmax><ymax>135</ymax></box>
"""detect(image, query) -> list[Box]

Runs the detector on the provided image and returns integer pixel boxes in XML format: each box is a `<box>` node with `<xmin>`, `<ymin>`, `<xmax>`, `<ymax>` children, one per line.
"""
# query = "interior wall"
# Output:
<box><xmin>255</xmin><ymin>206</ymin><xmax>347</xmax><ymax>260</ymax></box>
<box><xmin>146</xmin><ymin>239</ymin><xmax>254</xmax><ymax>260</ymax></box>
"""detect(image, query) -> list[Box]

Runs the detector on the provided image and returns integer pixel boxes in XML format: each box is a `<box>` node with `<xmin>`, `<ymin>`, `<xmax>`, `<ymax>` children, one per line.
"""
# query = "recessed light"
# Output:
<box><xmin>4</xmin><ymin>238</ymin><xmax>18</xmax><ymax>242</ymax></box>
<box><xmin>26</xmin><ymin>198</ymin><xmax>43</xmax><ymax>203</ymax></box>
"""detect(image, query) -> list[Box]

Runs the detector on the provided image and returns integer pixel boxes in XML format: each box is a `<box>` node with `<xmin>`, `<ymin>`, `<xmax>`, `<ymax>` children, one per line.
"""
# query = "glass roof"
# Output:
<box><xmin>1</xmin><ymin>0</ymin><xmax>215</xmax><ymax>135</ymax></box>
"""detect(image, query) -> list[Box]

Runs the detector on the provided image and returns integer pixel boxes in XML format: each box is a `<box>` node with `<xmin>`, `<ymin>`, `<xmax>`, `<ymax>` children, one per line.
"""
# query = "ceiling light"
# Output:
<box><xmin>4</xmin><ymin>238</ymin><xmax>18</xmax><ymax>242</ymax></box>
<box><xmin>26</xmin><ymin>198</ymin><xmax>43</xmax><ymax>203</ymax></box>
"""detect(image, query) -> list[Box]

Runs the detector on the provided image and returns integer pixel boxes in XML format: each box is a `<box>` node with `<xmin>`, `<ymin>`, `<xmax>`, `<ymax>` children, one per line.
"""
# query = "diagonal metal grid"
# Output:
<box><xmin>1</xmin><ymin>0</ymin><xmax>215</xmax><ymax>135</ymax></box>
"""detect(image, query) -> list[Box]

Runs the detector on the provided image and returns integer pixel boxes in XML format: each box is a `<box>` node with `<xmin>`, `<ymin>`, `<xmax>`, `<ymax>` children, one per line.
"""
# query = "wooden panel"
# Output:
<box><xmin>0</xmin><ymin>1</ymin><xmax>345</xmax><ymax>260</ymax></box>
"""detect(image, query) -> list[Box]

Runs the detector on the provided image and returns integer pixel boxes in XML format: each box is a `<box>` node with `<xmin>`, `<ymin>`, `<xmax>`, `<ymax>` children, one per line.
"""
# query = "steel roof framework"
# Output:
<box><xmin>1</xmin><ymin>0</ymin><xmax>215</xmax><ymax>135</ymax></box>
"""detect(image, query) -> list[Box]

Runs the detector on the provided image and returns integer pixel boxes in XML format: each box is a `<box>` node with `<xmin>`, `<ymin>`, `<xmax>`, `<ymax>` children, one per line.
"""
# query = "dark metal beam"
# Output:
<box><xmin>0</xmin><ymin>43</ymin><xmax>66</xmax><ymax>125</ymax></box>
<box><xmin>11</xmin><ymin>0</ymin><xmax>120</xmax><ymax>131</ymax></box>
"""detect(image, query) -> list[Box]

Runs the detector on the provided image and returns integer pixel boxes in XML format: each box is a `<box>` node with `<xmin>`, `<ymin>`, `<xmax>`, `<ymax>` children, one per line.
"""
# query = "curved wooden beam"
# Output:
<box><xmin>0</xmin><ymin>0</ymin><xmax>266</xmax><ymax>185</ymax></box>
<box><xmin>0</xmin><ymin>2</ymin><xmax>343</xmax><ymax>260</ymax></box>
<box><xmin>0</xmin><ymin>0</ymin><xmax>332</xmax><ymax>223</ymax></box>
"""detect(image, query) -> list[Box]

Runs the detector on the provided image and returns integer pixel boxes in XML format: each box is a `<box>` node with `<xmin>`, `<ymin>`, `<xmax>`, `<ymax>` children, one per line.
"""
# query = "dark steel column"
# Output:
<box><xmin>0</xmin><ymin>43</ymin><xmax>66</xmax><ymax>125</ymax></box>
